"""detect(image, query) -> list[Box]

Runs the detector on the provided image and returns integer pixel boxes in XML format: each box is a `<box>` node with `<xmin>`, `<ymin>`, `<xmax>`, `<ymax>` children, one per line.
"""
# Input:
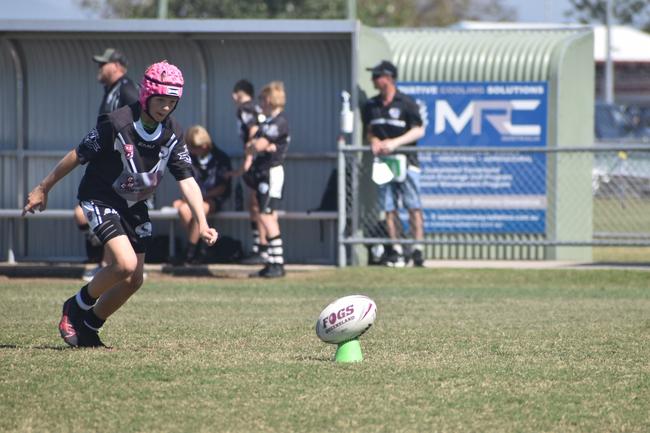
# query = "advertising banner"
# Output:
<box><xmin>398</xmin><ymin>82</ymin><xmax>548</xmax><ymax>233</ymax></box>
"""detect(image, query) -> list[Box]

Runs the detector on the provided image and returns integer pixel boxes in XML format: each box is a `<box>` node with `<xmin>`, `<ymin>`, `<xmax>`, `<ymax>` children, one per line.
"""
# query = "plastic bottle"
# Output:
<box><xmin>340</xmin><ymin>90</ymin><xmax>354</xmax><ymax>134</ymax></box>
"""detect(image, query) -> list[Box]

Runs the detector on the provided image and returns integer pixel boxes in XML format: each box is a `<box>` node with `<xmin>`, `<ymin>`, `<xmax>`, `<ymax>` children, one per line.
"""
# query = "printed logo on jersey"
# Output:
<box><xmin>263</xmin><ymin>124</ymin><xmax>279</xmax><ymax>139</ymax></box>
<box><xmin>389</xmin><ymin>107</ymin><xmax>401</xmax><ymax>119</ymax></box>
<box><xmin>86</xmin><ymin>211</ymin><xmax>94</xmax><ymax>223</ymax></box>
<box><xmin>120</xmin><ymin>175</ymin><xmax>136</xmax><ymax>191</ymax></box>
<box><xmin>241</xmin><ymin>111</ymin><xmax>254</xmax><ymax>125</ymax></box>
<box><xmin>177</xmin><ymin>144</ymin><xmax>191</xmax><ymax>164</ymax></box>
<box><xmin>81</xmin><ymin>128</ymin><xmax>101</xmax><ymax>152</ymax></box>
<box><xmin>137</xmin><ymin>141</ymin><xmax>156</xmax><ymax>149</ymax></box>
<box><xmin>123</xmin><ymin>144</ymin><xmax>134</xmax><ymax>160</ymax></box>
<box><xmin>134</xmin><ymin>222</ymin><xmax>152</xmax><ymax>238</ymax></box>
<box><xmin>258</xmin><ymin>182</ymin><xmax>270</xmax><ymax>194</ymax></box>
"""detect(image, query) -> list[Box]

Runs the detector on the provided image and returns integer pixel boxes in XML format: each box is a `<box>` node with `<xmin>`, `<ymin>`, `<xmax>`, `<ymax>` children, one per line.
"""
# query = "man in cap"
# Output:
<box><xmin>362</xmin><ymin>60</ymin><xmax>426</xmax><ymax>267</ymax></box>
<box><xmin>93</xmin><ymin>48</ymin><xmax>139</xmax><ymax>114</ymax></box>
<box><xmin>75</xmin><ymin>48</ymin><xmax>140</xmax><ymax>281</ymax></box>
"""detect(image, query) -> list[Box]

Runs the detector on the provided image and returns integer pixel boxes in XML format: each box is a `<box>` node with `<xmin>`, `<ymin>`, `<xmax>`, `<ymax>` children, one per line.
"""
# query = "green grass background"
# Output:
<box><xmin>1</xmin><ymin>268</ymin><xmax>649</xmax><ymax>433</ymax></box>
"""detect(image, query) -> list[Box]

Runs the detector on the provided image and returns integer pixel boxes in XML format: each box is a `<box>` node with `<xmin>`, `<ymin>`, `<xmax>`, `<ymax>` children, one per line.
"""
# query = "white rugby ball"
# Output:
<box><xmin>315</xmin><ymin>295</ymin><xmax>377</xmax><ymax>344</ymax></box>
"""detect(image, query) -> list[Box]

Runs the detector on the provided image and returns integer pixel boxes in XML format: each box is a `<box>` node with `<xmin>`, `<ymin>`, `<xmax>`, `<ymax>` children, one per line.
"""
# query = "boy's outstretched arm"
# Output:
<box><xmin>23</xmin><ymin>149</ymin><xmax>80</xmax><ymax>216</ymax></box>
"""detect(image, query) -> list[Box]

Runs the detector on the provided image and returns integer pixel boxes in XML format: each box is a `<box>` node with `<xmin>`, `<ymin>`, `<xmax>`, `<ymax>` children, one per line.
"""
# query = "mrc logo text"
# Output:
<box><xmin>434</xmin><ymin>100</ymin><xmax>542</xmax><ymax>137</ymax></box>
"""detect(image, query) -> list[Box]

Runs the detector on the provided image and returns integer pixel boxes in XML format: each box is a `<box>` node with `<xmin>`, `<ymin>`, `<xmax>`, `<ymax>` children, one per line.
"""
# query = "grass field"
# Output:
<box><xmin>1</xmin><ymin>268</ymin><xmax>649</xmax><ymax>433</ymax></box>
<box><xmin>594</xmin><ymin>197</ymin><xmax>650</xmax><ymax>234</ymax></box>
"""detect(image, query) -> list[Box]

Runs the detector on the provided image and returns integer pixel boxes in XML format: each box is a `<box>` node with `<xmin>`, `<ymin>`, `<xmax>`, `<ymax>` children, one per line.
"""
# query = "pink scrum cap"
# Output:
<box><xmin>139</xmin><ymin>60</ymin><xmax>184</xmax><ymax>113</ymax></box>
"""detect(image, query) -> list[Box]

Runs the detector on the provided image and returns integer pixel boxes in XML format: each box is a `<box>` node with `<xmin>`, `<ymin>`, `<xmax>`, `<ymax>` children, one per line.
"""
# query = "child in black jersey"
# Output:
<box><xmin>173</xmin><ymin>125</ymin><xmax>231</xmax><ymax>263</ymax></box>
<box><xmin>230</xmin><ymin>79</ymin><xmax>266</xmax><ymax>264</ymax></box>
<box><xmin>237</xmin><ymin>81</ymin><xmax>290</xmax><ymax>278</ymax></box>
<box><xmin>22</xmin><ymin>61</ymin><xmax>219</xmax><ymax>348</ymax></box>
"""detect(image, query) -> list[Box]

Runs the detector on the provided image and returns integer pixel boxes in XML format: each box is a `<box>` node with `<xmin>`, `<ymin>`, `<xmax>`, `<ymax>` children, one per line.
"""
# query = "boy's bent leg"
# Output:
<box><xmin>75</xmin><ymin>253</ymin><xmax>145</xmax><ymax>348</ymax></box>
<box><xmin>93</xmin><ymin>252</ymin><xmax>145</xmax><ymax>321</ymax></box>
<box><xmin>59</xmin><ymin>236</ymin><xmax>138</xmax><ymax>348</ymax></box>
<box><xmin>87</xmin><ymin>235</ymin><xmax>138</xmax><ymax>300</ymax></box>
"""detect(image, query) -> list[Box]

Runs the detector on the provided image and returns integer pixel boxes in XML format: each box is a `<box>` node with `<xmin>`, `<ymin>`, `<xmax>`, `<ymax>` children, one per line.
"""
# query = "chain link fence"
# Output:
<box><xmin>338</xmin><ymin>144</ymin><xmax>650</xmax><ymax>265</ymax></box>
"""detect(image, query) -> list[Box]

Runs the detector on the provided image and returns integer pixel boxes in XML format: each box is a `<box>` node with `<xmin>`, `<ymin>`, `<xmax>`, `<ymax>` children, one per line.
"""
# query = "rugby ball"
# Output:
<box><xmin>315</xmin><ymin>295</ymin><xmax>377</xmax><ymax>344</ymax></box>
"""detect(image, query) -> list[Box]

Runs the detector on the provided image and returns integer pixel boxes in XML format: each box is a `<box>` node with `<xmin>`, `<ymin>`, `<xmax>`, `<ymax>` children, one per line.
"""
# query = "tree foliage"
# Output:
<box><xmin>358</xmin><ymin>0</ymin><xmax>515</xmax><ymax>27</ymax></box>
<box><xmin>77</xmin><ymin>0</ymin><xmax>516</xmax><ymax>26</ymax></box>
<box><xmin>78</xmin><ymin>0</ymin><xmax>346</xmax><ymax>19</ymax></box>
<box><xmin>566</xmin><ymin>0</ymin><xmax>650</xmax><ymax>31</ymax></box>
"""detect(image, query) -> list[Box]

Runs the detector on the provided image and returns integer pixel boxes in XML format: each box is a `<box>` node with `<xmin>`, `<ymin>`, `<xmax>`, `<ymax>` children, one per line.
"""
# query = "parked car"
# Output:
<box><xmin>595</xmin><ymin>102</ymin><xmax>650</xmax><ymax>140</ymax></box>
<box><xmin>595</xmin><ymin>102</ymin><xmax>635</xmax><ymax>140</ymax></box>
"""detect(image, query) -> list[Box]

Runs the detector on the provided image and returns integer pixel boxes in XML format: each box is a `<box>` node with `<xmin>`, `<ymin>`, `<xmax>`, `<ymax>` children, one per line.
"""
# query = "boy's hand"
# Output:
<box><xmin>22</xmin><ymin>185</ymin><xmax>48</xmax><ymax>216</ymax></box>
<box><xmin>200</xmin><ymin>227</ymin><xmax>219</xmax><ymax>246</ymax></box>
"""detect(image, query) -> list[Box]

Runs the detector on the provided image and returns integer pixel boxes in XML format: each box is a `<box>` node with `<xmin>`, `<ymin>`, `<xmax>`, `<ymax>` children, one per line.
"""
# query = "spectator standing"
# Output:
<box><xmin>362</xmin><ymin>60</ymin><xmax>426</xmax><ymax>267</ymax></box>
<box><xmin>94</xmin><ymin>48</ymin><xmax>140</xmax><ymax>115</ymax></box>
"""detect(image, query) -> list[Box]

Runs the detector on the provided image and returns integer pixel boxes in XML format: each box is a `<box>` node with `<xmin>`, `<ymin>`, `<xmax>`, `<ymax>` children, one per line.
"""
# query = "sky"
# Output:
<box><xmin>0</xmin><ymin>0</ymin><xmax>89</xmax><ymax>19</ymax></box>
<box><xmin>0</xmin><ymin>0</ymin><xmax>577</xmax><ymax>23</ymax></box>
<box><xmin>503</xmin><ymin>0</ymin><xmax>574</xmax><ymax>23</ymax></box>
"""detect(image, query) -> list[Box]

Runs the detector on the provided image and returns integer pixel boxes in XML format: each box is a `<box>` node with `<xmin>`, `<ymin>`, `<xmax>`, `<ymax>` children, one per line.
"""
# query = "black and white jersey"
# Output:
<box><xmin>191</xmin><ymin>145</ymin><xmax>232</xmax><ymax>199</ymax></box>
<box><xmin>236</xmin><ymin>100</ymin><xmax>262</xmax><ymax>146</ymax></box>
<box><xmin>362</xmin><ymin>91</ymin><xmax>423</xmax><ymax>167</ymax></box>
<box><xmin>99</xmin><ymin>75</ymin><xmax>139</xmax><ymax>115</ymax></box>
<box><xmin>252</xmin><ymin>112</ymin><xmax>290</xmax><ymax>171</ymax></box>
<box><xmin>76</xmin><ymin>103</ymin><xmax>193</xmax><ymax>209</ymax></box>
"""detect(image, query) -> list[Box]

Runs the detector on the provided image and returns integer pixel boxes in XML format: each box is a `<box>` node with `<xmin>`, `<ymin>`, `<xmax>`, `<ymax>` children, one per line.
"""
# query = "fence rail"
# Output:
<box><xmin>338</xmin><ymin>144</ymin><xmax>650</xmax><ymax>265</ymax></box>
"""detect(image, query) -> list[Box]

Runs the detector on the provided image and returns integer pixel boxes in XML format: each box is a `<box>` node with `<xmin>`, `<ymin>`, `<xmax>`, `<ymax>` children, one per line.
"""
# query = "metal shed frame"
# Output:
<box><xmin>0</xmin><ymin>19</ymin><xmax>362</xmax><ymax>265</ymax></box>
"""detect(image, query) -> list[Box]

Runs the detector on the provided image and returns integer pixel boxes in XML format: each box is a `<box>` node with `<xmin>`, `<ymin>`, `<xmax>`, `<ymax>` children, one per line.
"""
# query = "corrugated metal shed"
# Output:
<box><xmin>373</xmin><ymin>28</ymin><xmax>594</xmax><ymax>260</ymax></box>
<box><xmin>0</xmin><ymin>19</ymin><xmax>354</xmax><ymax>263</ymax></box>
<box><xmin>383</xmin><ymin>28</ymin><xmax>584</xmax><ymax>82</ymax></box>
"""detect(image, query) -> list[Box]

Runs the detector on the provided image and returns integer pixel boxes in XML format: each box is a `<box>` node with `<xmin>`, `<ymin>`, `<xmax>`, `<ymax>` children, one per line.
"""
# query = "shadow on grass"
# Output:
<box><xmin>161</xmin><ymin>265</ymin><xmax>249</xmax><ymax>279</ymax></box>
<box><xmin>294</xmin><ymin>355</ymin><xmax>334</xmax><ymax>362</ymax></box>
<box><xmin>0</xmin><ymin>343</ymin><xmax>68</xmax><ymax>351</ymax></box>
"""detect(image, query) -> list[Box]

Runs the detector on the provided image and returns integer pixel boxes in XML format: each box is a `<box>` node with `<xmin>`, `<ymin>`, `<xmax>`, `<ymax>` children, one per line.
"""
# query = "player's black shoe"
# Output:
<box><xmin>59</xmin><ymin>296</ymin><xmax>82</xmax><ymax>347</ymax></box>
<box><xmin>77</xmin><ymin>324</ymin><xmax>107</xmax><ymax>348</ymax></box>
<box><xmin>262</xmin><ymin>263</ymin><xmax>285</xmax><ymax>278</ymax></box>
<box><xmin>412</xmin><ymin>249</ymin><xmax>425</xmax><ymax>267</ymax></box>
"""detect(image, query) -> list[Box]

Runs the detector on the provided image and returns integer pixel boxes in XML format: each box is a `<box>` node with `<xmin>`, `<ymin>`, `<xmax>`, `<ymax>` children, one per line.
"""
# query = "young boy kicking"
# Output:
<box><xmin>22</xmin><ymin>60</ymin><xmax>218</xmax><ymax>347</ymax></box>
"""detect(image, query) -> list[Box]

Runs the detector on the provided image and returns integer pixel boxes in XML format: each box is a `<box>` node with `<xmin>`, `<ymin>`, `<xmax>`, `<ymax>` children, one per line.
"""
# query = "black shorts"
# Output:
<box><xmin>80</xmin><ymin>200</ymin><xmax>152</xmax><ymax>254</ymax></box>
<box><xmin>243</xmin><ymin>165</ymin><xmax>285</xmax><ymax>214</ymax></box>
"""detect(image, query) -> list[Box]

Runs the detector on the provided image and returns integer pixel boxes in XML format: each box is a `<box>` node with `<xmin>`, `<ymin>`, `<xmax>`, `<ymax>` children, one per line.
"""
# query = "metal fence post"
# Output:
<box><xmin>337</xmin><ymin>138</ymin><xmax>347</xmax><ymax>267</ymax></box>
